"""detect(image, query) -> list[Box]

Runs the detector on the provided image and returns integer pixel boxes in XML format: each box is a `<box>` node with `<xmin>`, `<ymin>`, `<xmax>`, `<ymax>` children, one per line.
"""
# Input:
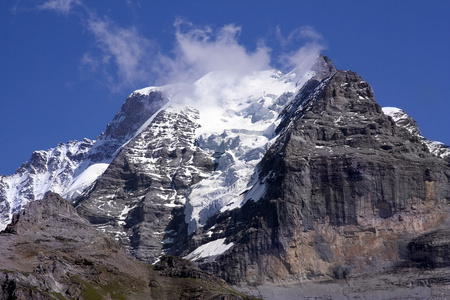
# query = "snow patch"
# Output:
<box><xmin>382</xmin><ymin>107</ymin><xmax>402</xmax><ymax>117</ymax></box>
<box><xmin>184</xmin><ymin>238</ymin><xmax>234</xmax><ymax>262</ymax></box>
<box><xmin>63</xmin><ymin>163</ymin><xmax>109</xmax><ymax>200</ymax></box>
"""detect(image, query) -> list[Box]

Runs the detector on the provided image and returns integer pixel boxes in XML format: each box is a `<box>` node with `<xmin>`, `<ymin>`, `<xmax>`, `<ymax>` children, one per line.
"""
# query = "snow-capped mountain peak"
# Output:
<box><xmin>0</xmin><ymin>88</ymin><xmax>170</xmax><ymax>230</ymax></box>
<box><xmin>149</xmin><ymin>68</ymin><xmax>319</xmax><ymax>234</ymax></box>
<box><xmin>0</xmin><ymin>55</ymin><xmax>341</xmax><ymax>239</ymax></box>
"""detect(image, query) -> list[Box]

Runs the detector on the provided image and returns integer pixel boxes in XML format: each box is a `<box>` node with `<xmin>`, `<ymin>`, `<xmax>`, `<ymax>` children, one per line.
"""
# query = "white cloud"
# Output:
<box><xmin>282</xmin><ymin>42</ymin><xmax>325</xmax><ymax>74</ymax></box>
<box><xmin>36</xmin><ymin>1</ymin><xmax>155</xmax><ymax>91</ymax></box>
<box><xmin>36</xmin><ymin>1</ymin><xmax>326</xmax><ymax>93</ymax></box>
<box><xmin>82</xmin><ymin>20</ymin><xmax>325</xmax><ymax>91</ymax></box>
<box><xmin>38</xmin><ymin>0</ymin><xmax>80</xmax><ymax>15</ymax></box>
<box><xmin>155</xmin><ymin>20</ymin><xmax>272</xmax><ymax>84</ymax></box>
<box><xmin>85</xmin><ymin>15</ymin><xmax>154</xmax><ymax>91</ymax></box>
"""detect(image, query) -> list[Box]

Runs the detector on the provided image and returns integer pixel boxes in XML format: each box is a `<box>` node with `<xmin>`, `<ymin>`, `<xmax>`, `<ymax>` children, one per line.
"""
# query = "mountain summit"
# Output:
<box><xmin>1</xmin><ymin>55</ymin><xmax>450</xmax><ymax>298</ymax></box>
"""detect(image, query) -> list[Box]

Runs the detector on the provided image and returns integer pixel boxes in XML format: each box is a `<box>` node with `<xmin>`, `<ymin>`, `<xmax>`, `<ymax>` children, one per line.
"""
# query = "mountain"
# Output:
<box><xmin>0</xmin><ymin>90</ymin><xmax>168</xmax><ymax>230</ymax></box>
<box><xmin>1</xmin><ymin>55</ymin><xmax>450</xmax><ymax>299</ymax></box>
<box><xmin>194</xmin><ymin>69</ymin><xmax>450</xmax><ymax>284</ymax></box>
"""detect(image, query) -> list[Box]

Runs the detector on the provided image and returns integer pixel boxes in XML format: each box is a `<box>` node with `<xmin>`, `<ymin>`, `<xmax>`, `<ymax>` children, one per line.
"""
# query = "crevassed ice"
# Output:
<box><xmin>168</xmin><ymin>69</ymin><xmax>315</xmax><ymax>234</ymax></box>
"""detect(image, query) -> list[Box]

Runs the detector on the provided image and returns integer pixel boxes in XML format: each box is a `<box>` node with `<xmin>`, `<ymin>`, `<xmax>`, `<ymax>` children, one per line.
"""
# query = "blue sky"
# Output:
<box><xmin>0</xmin><ymin>0</ymin><xmax>449</xmax><ymax>175</ymax></box>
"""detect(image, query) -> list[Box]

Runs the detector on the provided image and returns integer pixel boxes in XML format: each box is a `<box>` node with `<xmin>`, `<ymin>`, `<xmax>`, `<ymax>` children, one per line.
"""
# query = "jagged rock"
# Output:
<box><xmin>155</xmin><ymin>255</ymin><xmax>222</xmax><ymax>281</ymax></box>
<box><xmin>87</xmin><ymin>90</ymin><xmax>169</xmax><ymax>162</ymax></box>
<box><xmin>75</xmin><ymin>107</ymin><xmax>215</xmax><ymax>262</ymax></box>
<box><xmin>384</xmin><ymin>107</ymin><xmax>450</xmax><ymax>162</ymax></box>
<box><xmin>0</xmin><ymin>90</ymin><xmax>169</xmax><ymax>231</ymax></box>
<box><xmin>0</xmin><ymin>139</ymin><xmax>94</xmax><ymax>229</ymax></box>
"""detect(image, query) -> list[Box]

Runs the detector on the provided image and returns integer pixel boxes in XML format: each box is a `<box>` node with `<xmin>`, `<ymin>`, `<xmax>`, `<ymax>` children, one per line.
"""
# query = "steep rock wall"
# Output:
<box><xmin>195</xmin><ymin>70</ymin><xmax>450</xmax><ymax>285</ymax></box>
<box><xmin>75</xmin><ymin>107</ymin><xmax>215</xmax><ymax>262</ymax></box>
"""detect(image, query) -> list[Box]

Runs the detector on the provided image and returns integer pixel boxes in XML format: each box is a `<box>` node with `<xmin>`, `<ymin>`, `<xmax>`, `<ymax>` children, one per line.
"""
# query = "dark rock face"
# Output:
<box><xmin>0</xmin><ymin>193</ymin><xmax>256</xmax><ymax>300</ymax></box>
<box><xmin>87</xmin><ymin>90</ymin><xmax>169</xmax><ymax>162</ymax></box>
<box><xmin>193</xmin><ymin>70</ymin><xmax>450</xmax><ymax>285</ymax></box>
<box><xmin>75</xmin><ymin>107</ymin><xmax>215</xmax><ymax>262</ymax></box>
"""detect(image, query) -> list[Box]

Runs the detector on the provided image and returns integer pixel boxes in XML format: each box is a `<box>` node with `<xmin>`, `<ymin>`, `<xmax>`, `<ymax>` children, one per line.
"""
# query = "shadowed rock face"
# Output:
<box><xmin>0</xmin><ymin>193</ymin><xmax>256</xmax><ymax>300</ymax></box>
<box><xmin>87</xmin><ymin>90</ymin><xmax>169</xmax><ymax>162</ymax></box>
<box><xmin>194</xmin><ymin>70</ymin><xmax>450</xmax><ymax>285</ymax></box>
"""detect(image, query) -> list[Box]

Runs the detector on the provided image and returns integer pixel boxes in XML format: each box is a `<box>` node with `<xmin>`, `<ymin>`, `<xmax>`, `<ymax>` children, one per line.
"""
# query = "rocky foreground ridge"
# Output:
<box><xmin>0</xmin><ymin>193</ymin><xmax>255</xmax><ymax>300</ymax></box>
<box><xmin>1</xmin><ymin>56</ymin><xmax>450</xmax><ymax>299</ymax></box>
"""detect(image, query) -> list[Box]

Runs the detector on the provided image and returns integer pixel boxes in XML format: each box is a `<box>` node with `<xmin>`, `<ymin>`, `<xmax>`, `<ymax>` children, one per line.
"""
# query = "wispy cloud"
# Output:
<box><xmin>38</xmin><ymin>0</ymin><xmax>80</xmax><ymax>15</ymax></box>
<box><xmin>84</xmin><ymin>15</ymin><xmax>154</xmax><ymax>91</ymax></box>
<box><xmin>34</xmin><ymin>2</ymin><xmax>325</xmax><ymax>92</ymax></box>
<box><xmin>276</xmin><ymin>25</ymin><xmax>323</xmax><ymax>48</ymax></box>
<box><xmin>34</xmin><ymin>1</ymin><xmax>154</xmax><ymax>91</ymax></box>
<box><xmin>276</xmin><ymin>26</ymin><xmax>325</xmax><ymax>74</ymax></box>
<box><xmin>155</xmin><ymin>20</ymin><xmax>272</xmax><ymax>84</ymax></box>
<box><xmin>83</xmin><ymin>19</ymin><xmax>325</xmax><ymax>90</ymax></box>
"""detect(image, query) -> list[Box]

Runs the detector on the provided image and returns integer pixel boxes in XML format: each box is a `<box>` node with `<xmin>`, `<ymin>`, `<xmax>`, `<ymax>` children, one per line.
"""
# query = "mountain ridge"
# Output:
<box><xmin>1</xmin><ymin>55</ymin><xmax>449</xmax><ymax>299</ymax></box>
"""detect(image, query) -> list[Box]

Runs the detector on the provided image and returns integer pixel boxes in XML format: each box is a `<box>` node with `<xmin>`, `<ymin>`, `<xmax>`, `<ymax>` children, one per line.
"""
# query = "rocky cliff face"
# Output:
<box><xmin>189</xmin><ymin>70</ymin><xmax>450</xmax><ymax>287</ymax></box>
<box><xmin>86</xmin><ymin>90</ymin><xmax>169</xmax><ymax>163</ymax></box>
<box><xmin>75</xmin><ymin>106</ymin><xmax>215</xmax><ymax>262</ymax></box>
<box><xmin>0</xmin><ymin>193</ymin><xmax>255</xmax><ymax>300</ymax></box>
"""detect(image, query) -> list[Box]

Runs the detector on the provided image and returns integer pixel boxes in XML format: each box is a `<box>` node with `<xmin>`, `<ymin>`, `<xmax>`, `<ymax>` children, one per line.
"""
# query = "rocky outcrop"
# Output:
<box><xmin>86</xmin><ymin>90</ymin><xmax>168</xmax><ymax>162</ymax></box>
<box><xmin>383</xmin><ymin>107</ymin><xmax>450</xmax><ymax>162</ymax></box>
<box><xmin>0</xmin><ymin>193</ymin><xmax>256</xmax><ymax>300</ymax></box>
<box><xmin>75</xmin><ymin>107</ymin><xmax>215</xmax><ymax>262</ymax></box>
<box><xmin>191</xmin><ymin>70</ymin><xmax>450</xmax><ymax>286</ymax></box>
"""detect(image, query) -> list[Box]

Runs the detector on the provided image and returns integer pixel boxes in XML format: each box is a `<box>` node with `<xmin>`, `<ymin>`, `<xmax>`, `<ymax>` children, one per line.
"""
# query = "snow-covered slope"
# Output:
<box><xmin>0</xmin><ymin>139</ymin><xmax>94</xmax><ymax>229</ymax></box>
